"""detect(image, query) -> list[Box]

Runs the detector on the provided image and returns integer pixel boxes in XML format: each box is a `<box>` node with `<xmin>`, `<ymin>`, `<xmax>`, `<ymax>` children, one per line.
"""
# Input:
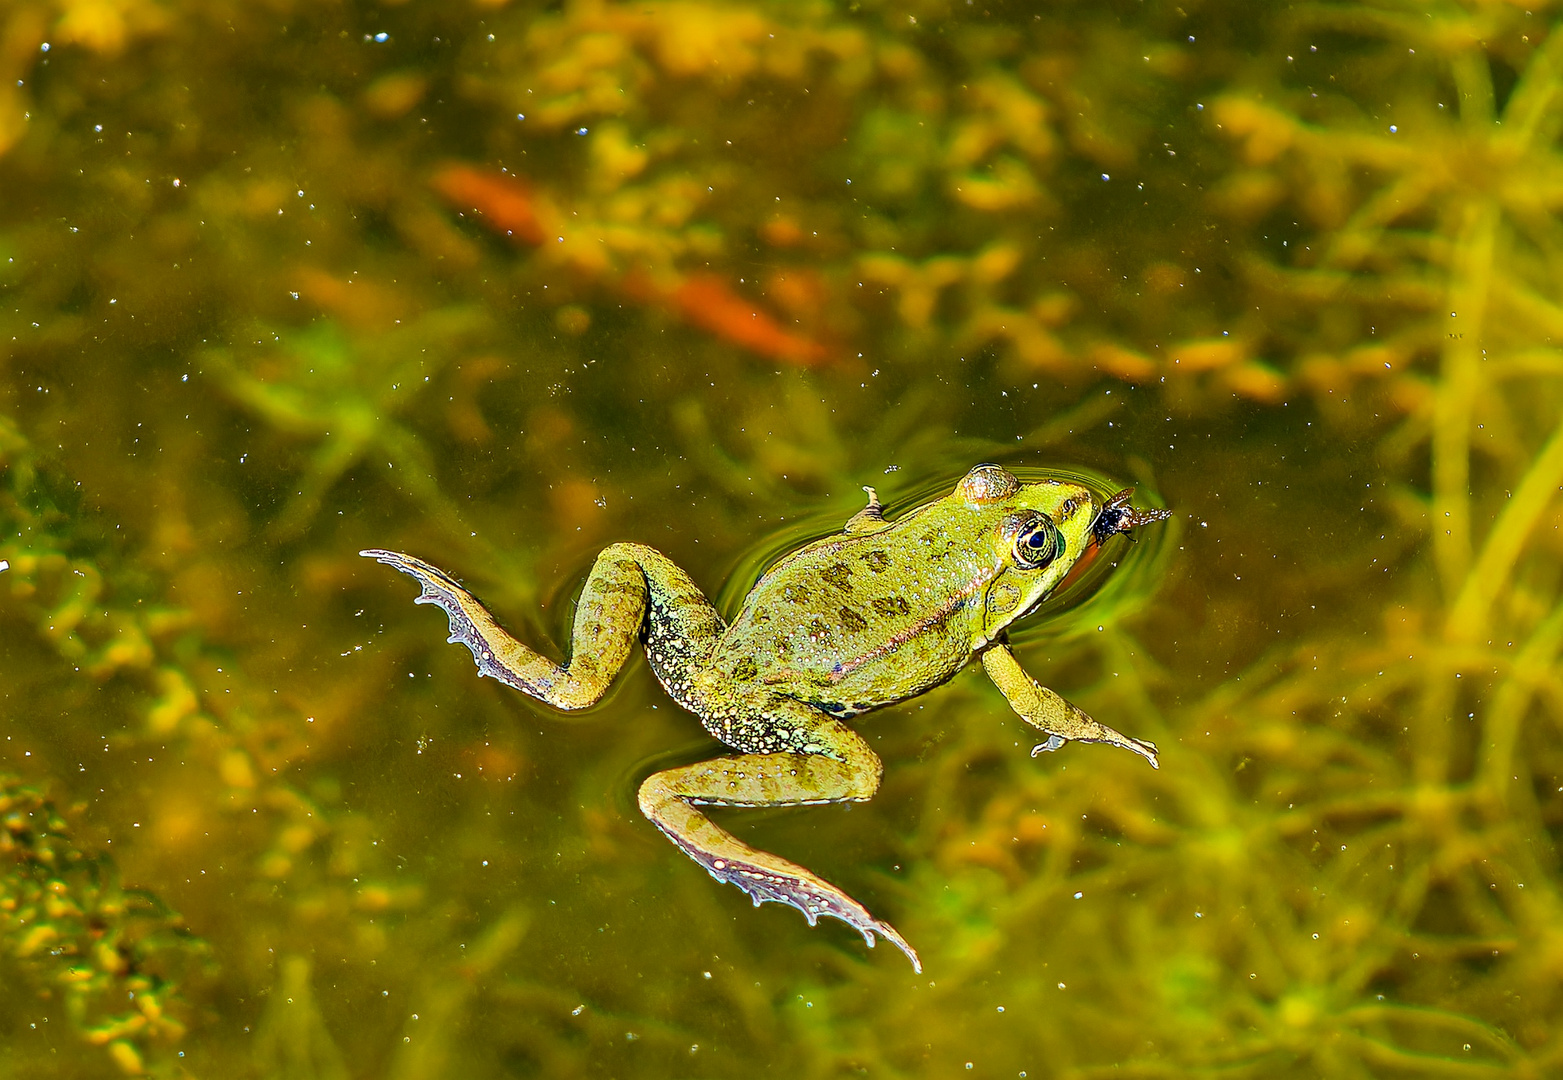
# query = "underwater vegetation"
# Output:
<box><xmin>0</xmin><ymin>775</ymin><xmax>200</xmax><ymax>1074</ymax></box>
<box><xmin>0</xmin><ymin>0</ymin><xmax>1561</xmax><ymax>1075</ymax></box>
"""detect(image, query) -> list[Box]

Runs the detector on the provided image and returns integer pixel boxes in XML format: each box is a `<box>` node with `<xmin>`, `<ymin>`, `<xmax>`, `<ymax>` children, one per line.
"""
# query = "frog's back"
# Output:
<box><xmin>715</xmin><ymin>516</ymin><xmax>994</xmax><ymax>716</ymax></box>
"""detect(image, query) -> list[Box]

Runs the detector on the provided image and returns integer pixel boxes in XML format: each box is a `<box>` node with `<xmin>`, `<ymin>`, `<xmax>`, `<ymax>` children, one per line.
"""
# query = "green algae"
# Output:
<box><xmin>0</xmin><ymin>776</ymin><xmax>203</xmax><ymax>1074</ymax></box>
<box><xmin>1</xmin><ymin>0</ymin><xmax>1562</xmax><ymax>1076</ymax></box>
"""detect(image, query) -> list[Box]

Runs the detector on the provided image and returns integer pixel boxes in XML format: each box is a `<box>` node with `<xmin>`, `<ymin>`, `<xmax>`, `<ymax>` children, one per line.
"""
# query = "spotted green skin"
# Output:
<box><xmin>363</xmin><ymin>464</ymin><xmax>1164</xmax><ymax>973</ymax></box>
<box><xmin>708</xmin><ymin>473</ymin><xmax>1096</xmax><ymax>716</ymax></box>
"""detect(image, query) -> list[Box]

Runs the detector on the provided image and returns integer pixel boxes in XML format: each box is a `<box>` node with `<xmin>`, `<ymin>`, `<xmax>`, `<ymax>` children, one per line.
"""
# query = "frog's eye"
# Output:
<box><xmin>1012</xmin><ymin>517</ymin><xmax>1064</xmax><ymax>570</ymax></box>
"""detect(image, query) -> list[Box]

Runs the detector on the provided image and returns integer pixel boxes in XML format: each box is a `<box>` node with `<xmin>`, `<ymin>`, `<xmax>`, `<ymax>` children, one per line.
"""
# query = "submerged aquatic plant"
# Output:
<box><xmin>0</xmin><ymin>389</ymin><xmax>424</xmax><ymax>1071</ymax></box>
<box><xmin>0</xmin><ymin>776</ymin><xmax>201</xmax><ymax>1074</ymax></box>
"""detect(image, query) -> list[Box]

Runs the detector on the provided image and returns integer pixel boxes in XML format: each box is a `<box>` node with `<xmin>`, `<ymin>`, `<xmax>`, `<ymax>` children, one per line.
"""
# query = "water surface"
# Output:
<box><xmin>1</xmin><ymin>1</ymin><xmax>1560</xmax><ymax>1076</ymax></box>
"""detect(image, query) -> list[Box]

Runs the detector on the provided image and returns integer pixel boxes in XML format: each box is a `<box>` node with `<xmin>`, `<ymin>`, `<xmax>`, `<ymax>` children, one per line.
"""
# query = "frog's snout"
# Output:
<box><xmin>1090</xmin><ymin>488</ymin><xmax>1173</xmax><ymax>546</ymax></box>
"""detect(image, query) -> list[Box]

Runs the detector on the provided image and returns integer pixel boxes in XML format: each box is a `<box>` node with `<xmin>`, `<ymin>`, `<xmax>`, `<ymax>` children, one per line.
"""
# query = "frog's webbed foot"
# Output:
<box><xmin>637</xmin><ymin>723</ymin><xmax>921</xmax><ymax>972</ymax></box>
<box><xmin>361</xmin><ymin>548</ymin><xmax>543</xmax><ymax>694</ymax></box>
<box><xmin>656</xmin><ymin>803</ymin><xmax>921</xmax><ymax>972</ymax></box>
<box><xmin>717</xmin><ymin>854</ymin><xmax>920</xmax><ymax>972</ymax></box>
<box><xmin>362</xmin><ymin>546</ymin><xmax>660</xmax><ymax>710</ymax></box>
<box><xmin>1030</xmin><ymin>730</ymin><xmax>1159</xmax><ymax>767</ymax></box>
<box><xmin>365</xmin><ymin>542</ymin><xmax>722</xmax><ymax>713</ymax></box>
<box><xmin>982</xmin><ymin>643</ymin><xmax>1159</xmax><ymax>769</ymax></box>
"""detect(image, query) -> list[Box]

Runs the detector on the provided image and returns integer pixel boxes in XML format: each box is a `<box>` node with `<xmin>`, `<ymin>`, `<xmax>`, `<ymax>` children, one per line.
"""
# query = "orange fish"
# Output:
<box><xmin>430</xmin><ymin>164</ymin><xmax>549</xmax><ymax>246</ymax></box>
<box><xmin>668</xmin><ymin>273</ymin><xmax>827</xmax><ymax>367</ymax></box>
<box><xmin>430</xmin><ymin>165</ymin><xmax>830</xmax><ymax>366</ymax></box>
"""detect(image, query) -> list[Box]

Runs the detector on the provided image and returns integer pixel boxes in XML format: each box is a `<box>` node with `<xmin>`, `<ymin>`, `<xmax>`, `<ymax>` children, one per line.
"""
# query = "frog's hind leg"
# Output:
<box><xmin>637</xmin><ymin>708</ymin><xmax>920</xmax><ymax>972</ymax></box>
<box><xmin>362</xmin><ymin>543</ymin><xmax>714</xmax><ymax>710</ymax></box>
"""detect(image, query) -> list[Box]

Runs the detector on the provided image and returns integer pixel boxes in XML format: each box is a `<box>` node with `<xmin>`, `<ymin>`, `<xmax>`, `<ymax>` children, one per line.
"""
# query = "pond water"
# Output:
<box><xmin>2</xmin><ymin>1</ymin><xmax>1560</xmax><ymax>1076</ymax></box>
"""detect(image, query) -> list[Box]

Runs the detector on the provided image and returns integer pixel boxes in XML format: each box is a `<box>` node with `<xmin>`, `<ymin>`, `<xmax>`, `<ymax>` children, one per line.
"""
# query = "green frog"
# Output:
<box><xmin>362</xmin><ymin>464</ymin><xmax>1169</xmax><ymax>972</ymax></box>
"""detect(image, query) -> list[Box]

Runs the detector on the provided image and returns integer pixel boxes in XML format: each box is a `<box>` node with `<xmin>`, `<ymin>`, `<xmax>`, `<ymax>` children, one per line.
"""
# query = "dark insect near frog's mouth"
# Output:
<box><xmin>1091</xmin><ymin>488</ymin><xmax>1174</xmax><ymax>546</ymax></box>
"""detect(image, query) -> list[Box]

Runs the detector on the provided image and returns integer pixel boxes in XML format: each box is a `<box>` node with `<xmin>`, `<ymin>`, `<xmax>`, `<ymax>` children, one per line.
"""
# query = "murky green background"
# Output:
<box><xmin>2</xmin><ymin>0</ymin><xmax>1561</xmax><ymax>1076</ymax></box>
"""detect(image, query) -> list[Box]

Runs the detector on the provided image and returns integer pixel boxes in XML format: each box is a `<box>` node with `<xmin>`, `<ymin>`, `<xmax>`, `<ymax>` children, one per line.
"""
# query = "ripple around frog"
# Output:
<box><xmin>713</xmin><ymin>462</ymin><xmax>1176</xmax><ymax>647</ymax></box>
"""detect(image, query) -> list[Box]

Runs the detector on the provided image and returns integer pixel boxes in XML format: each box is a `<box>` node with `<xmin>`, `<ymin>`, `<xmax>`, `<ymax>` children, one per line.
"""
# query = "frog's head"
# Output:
<box><xmin>953</xmin><ymin>464</ymin><xmax>1170</xmax><ymax>641</ymax></box>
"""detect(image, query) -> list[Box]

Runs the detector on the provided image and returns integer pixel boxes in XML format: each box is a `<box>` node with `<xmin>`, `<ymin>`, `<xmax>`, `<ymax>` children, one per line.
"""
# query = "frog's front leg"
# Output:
<box><xmin>362</xmin><ymin>543</ymin><xmax>716</xmax><ymax>710</ymax></box>
<box><xmin>981</xmin><ymin>643</ymin><xmax>1159</xmax><ymax>768</ymax></box>
<box><xmin>637</xmin><ymin>705</ymin><xmax>920</xmax><ymax>972</ymax></box>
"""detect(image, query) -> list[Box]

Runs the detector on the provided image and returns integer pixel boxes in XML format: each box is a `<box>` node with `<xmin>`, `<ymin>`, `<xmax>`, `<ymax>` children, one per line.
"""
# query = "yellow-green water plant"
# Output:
<box><xmin>0</xmin><ymin>775</ymin><xmax>204</xmax><ymax>1075</ymax></box>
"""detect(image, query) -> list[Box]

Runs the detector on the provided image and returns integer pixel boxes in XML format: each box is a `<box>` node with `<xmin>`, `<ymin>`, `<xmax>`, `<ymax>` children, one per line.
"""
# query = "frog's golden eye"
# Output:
<box><xmin>1012</xmin><ymin>516</ymin><xmax>1063</xmax><ymax>570</ymax></box>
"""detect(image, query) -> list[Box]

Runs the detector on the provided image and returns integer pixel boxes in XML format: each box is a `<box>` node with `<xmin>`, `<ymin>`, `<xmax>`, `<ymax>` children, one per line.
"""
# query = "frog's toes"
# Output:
<box><xmin>1124</xmin><ymin>735</ymin><xmax>1159</xmax><ymax>768</ymax></box>
<box><xmin>360</xmin><ymin>548</ymin><xmax>540</xmax><ymax>693</ymax></box>
<box><xmin>360</xmin><ymin>549</ymin><xmax>479</xmax><ymax>640</ymax></box>
<box><xmin>1030</xmin><ymin>735</ymin><xmax>1068</xmax><ymax>756</ymax></box>
<box><xmin>1032</xmin><ymin>731</ymin><xmax>1159</xmax><ymax>769</ymax></box>
<box><xmin>690</xmin><ymin>846</ymin><xmax>921</xmax><ymax>972</ymax></box>
<box><xmin>360</xmin><ymin>548</ymin><xmax>460</xmax><ymax>602</ymax></box>
<box><xmin>1097</xmin><ymin>731</ymin><xmax>1159</xmax><ymax>768</ymax></box>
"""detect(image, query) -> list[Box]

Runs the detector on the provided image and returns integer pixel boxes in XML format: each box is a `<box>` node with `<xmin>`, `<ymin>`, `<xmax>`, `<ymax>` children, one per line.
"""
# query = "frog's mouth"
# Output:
<box><xmin>1048</xmin><ymin>488</ymin><xmax>1172</xmax><ymax>599</ymax></box>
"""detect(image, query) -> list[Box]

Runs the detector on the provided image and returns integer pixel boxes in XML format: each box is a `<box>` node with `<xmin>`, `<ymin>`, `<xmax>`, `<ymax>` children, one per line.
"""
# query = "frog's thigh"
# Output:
<box><xmin>362</xmin><ymin>544</ymin><xmax>653</xmax><ymax>710</ymax></box>
<box><xmin>981</xmin><ymin>643</ymin><xmax>1159</xmax><ymax>768</ymax></box>
<box><xmin>637</xmin><ymin>713</ymin><xmax>919</xmax><ymax>970</ymax></box>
